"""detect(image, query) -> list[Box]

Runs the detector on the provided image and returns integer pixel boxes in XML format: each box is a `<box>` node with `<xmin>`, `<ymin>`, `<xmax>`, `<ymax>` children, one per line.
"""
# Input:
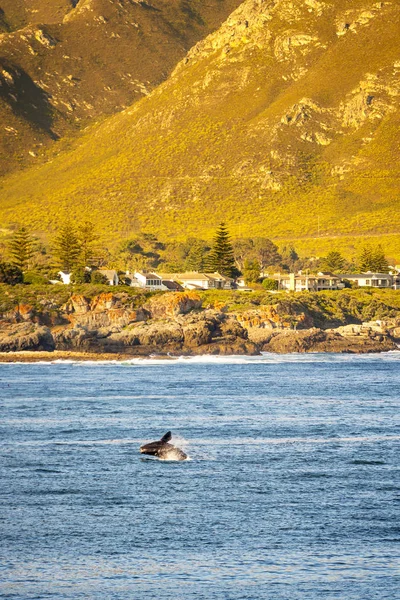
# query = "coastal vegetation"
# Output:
<box><xmin>0</xmin><ymin>223</ymin><xmax>396</xmax><ymax>289</ymax></box>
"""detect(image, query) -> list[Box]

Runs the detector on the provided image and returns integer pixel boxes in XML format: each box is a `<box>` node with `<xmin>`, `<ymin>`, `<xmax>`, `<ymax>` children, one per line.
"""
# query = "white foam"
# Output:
<box><xmin>1</xmin><ymin>350</ymin><xmax>399</xmax><ymax>366</ymax></box>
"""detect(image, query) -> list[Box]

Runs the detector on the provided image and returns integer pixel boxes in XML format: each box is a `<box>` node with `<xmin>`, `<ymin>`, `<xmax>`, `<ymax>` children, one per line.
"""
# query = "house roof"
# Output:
<box><xmin>99</xmin><ymin>269</ymin><xmax>118</xmax><ymax>278</ymax></box>
<box><xmin>157</xmin><ymin>272</ymin><xmax>212</xmax><ymax>281</ymax></box>
<box><xmin>343</xmin><ymin>273</ymin><xmax>392</xmax><ymax>279</ymax></box>
<box><xmin>137</xmin><ymin>272</ymin><xmax>162</xmax><ymax>280</ymax></box>
<box><xmin>273</xmin><ymin>273</ymin><xmax>341</xmax><ymax>281</ymax></box>
<box><xmin>162</xmin><ymin>280</ymin><xmax>184</xmax><ymax>291</ymax></box>
<box><xmin>157</xmin><ymin>272</ymin><xmax>233</xmax><ymax>282</ymax></box>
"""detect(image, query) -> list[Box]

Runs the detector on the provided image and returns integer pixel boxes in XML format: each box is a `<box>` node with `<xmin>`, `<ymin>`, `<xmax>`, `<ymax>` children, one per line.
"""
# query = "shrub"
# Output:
<box><xmin>23</xmin><ymin>271</ymin><xmax>50</xmax><ymax>285</ymax></box>
<box><xmin>262</xmin><ymin>278</ymin><xmax>278</xmax><ymax>291</ymax></box>
<box><xmin>0</xmin><ymin>262</ymin><xmax>23</xmax><ymax>285</ymax></box>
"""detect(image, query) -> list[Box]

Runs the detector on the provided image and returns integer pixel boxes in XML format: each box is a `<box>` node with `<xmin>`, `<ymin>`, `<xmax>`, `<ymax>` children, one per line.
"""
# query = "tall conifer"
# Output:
<box><xmin>359</xmin><ymin>244</ymin><xmax>389</xmax><ymax>273</ymax></box>
<box><xmin>77</xmin><ymin>220</ymin><xmax>97</xmax><ymax>266</ymax></box>
<box><xmin>54</xmin><ymin>222</ymin><xmax>81</xmax><ymax>272</ymax></box>
<box><xmin>9</xmin><ymin>226</ymin><xmax>34</xmax><ymax>271</ymax></box>
<box><xmin>206</xmin><ymin>223</ymin><xmax>237</xmax><ymax>277</ymax></box>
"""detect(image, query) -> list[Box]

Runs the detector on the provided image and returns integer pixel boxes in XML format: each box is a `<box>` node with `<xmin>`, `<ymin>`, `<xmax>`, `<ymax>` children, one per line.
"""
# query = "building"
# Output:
<box><xmin>58</xmin><ymin>271</ymin><xmax>71</xmax><ymax>285</ymax></box>
<box><xmin>273</xmin><ymin>272</ymin><xmax>344</xmax><ymax>292</ymax></box>
<box><xmin>342</xmin><ymin>273</ymin><xmax>393</xmax><ymax>289</ymax></box>
<box><xmin>161</xmin><ymin>280</ymin><xmax>184</xmax><ymax>292</ymax></box>
<box><xmin>98</xmin><ymin>269</ymin><xmax>119</xmax><ymax>286</ymax></box>
<box><xmin>156</xmin><ymin>272</ymin><xmax>234</xmax><ymax>290</ymax></box>
<box><xmin>133</xmin><ymin>272</ymin><xmax>163</xmax><ymax>290</ymax></box>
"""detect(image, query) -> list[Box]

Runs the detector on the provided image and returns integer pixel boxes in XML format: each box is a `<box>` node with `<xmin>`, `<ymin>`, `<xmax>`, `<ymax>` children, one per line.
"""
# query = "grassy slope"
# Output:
<box><xmin>0</xmin><ymin>0</ymin><xmax>243</xmax><ymax>174</ymax></box>
<box><xmin>0</xmin><ymin>0</ymin><xmax>400</xmax><ymax>258</ymax></box>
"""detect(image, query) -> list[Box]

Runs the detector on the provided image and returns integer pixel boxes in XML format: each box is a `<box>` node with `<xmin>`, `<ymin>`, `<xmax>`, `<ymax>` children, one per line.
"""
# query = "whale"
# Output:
<box><xmin>139</xmin><ymin>431</ymin><xmax>188</xmax><ymax>461</ymax></box>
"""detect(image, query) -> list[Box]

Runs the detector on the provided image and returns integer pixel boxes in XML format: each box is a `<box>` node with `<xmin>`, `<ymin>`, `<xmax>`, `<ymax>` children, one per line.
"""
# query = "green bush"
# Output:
<box><xmin>262</xmin><ymin>278</ymin><xmax>279</xmax><ymax>291</ymax></box>
<box><xmin>23</xmin><ymin>271</ymin><xmax>50</xmax><ymax>285</ymax></box>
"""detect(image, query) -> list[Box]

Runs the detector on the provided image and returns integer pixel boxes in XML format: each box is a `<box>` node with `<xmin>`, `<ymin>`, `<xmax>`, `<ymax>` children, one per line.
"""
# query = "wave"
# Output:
<box><xmin>1</xmin><ymin>350</ymin><xmax>400</xmax><ymax>367</ymax></box>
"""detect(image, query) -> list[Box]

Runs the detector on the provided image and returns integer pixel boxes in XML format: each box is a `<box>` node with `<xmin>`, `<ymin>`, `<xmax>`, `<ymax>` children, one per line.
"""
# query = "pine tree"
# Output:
<box><xmin>185</xmin><ymin>240</ymin><xmax>207</xmax><ymax>272</ymax></box>
<box><xmin>9</xmin><ymin>227</ymin><xmax>34</xmax><ymax>271</ymax></box>
<box><xmin>371</xmin><ymin>244</ymin><xmax>389</xmax><ymax>272</ymax></box>
<box><xmin>77</xmin><ymin>220</ymin><xmax>97</xmax><ymax>266</ymax></box>
<box><xmin>54</xmin><ymin>222</ymin><xmax>81</xmax><ymax>272</ymax></box>
<box><xmin>206</xmin><ymin>223</ymin><xmax>237</xmax><ymax>277</ymax></box>
<box><xmin>322</xmin><ymin>251</ymin><xmax>345</xmax><ymax>273</ymax></box>
<box><xmin>359</xmin><ymin>244</ymin><xmax>389</xmax><ymax>273</ymax></box>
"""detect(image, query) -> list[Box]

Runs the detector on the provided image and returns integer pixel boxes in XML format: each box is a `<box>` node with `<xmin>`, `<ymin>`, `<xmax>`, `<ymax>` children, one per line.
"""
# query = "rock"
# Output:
<box><xmin>63</xmin><ymin>293</ymin><xmax>148</xmax><ymax>329</ymax></box>
<box><xmin>0</xmin><ymin>292</ymin><xmax>398</xmax><ymax>357</ymax></box>
<box><xmin>0</xmin><ymin>324</ymin><xmax>55</xmax><ymax>352</ymax></box>
<box><xmin>263</xmin><ymin>328</ymin><xmax>397</xmax><ymax>354</ymax></box>
<box><xmin>114</xmin><ymin>320</ymin><xmax>184</xmax><ymax>348</ymax></box>
<box><xmin>182</xmin><ymin>319</ymin><xmax>215</xmax><ymax>347</ymax></box>
<box><xmin>237</xmin><ymin>306</ymin><xmax>287</xmax><ymax>343</ymax></box>
<box><xmin>145</xmin><ymin>292</ymin><xmax>202</xmax><ymax>318</ymax></box>
<box><xmin>34</xmin><ymin>29</ymin><xmax>57</xmax><ymax>48</ymax></box>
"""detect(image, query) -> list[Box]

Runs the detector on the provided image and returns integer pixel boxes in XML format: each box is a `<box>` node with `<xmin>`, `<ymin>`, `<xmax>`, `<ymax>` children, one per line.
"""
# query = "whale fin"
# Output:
<box><xmin>160</xmin><ymin>431</ymin><xmax>172</xmax><ymax>443</ymax></box>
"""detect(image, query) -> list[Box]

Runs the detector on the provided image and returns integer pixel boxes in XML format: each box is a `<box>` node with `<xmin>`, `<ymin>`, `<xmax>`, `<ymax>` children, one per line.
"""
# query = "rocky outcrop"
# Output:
<box><xmin>262</xmin><ymin>327</ymin><xmax>397</xmax><ymax>354</ymax></box>
<box><xmin>0</xmin><ymin>292</ymin><xmax>399</xmax><ymax>357</ymax></box>
<box><xmin>0</xmin><ymin>323</ymin><xmax>55</xmax><ymax>352</ymax></box>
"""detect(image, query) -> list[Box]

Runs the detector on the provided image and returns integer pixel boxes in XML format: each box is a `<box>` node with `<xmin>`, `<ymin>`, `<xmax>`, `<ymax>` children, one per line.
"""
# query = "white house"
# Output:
<box><xmin>342</xmin><ymin>273</ymin><xmax>393</xmax><ymax>289</ymax></box>
<box><xmin>58</xmin><ymin>271</ymin><xmax>71</xmax><ymax>284</ymax></box>
<box><xmin>272</xmin><ymin>272</ymin><xmax>344</xmax><ymax>292</ymax></box>
<box><xmin>98</xmin><ymin>269</ymin><xmax>119</xmax><ymax>285</ymax></box>
<box><xmin>157</xmin><ymin>272</ymin><xmax>234</xmax><ymax>290</ymax></box>
<box><xmin>134</xmin><ymin>272</ymin><xmax>163</xmax><ymax>290</ymax></box>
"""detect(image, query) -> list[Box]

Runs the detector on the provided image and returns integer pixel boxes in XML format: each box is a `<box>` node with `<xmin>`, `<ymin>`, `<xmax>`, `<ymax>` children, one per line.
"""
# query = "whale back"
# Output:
<box><xmin>140</xmin><ymin>431</ymin><xmax>187</xmax><ymax>461</ymax></box>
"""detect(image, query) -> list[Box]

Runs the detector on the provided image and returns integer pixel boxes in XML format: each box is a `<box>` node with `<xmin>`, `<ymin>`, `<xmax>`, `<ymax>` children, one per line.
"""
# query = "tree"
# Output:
<box><xmin>185</xmin><ymin>239</ymin><xmax>208</xmax><ymax>272</ymax></box>
<box><xmin>359</xmin><ymin>244</ymin><xmax>389</xmax><ymax>273</ymax></box>
<box><xmin>9</xmin><ymin>227</ymin><xmax>34</xmax><ymax>271</ymax></box>
<box><xmin>281</xmin><ymin>244</ymin><xmax>299</xmax><ymax>270</ymax></box>
<box><xmin>53</xmin><ymin>222</ymin><xmax>81</xmax><ymax>272</ymax></box>
<box><xmin>232</xmin><ymin>238</ymin><xmax>255</xmax><ymax>271</ymax></box>
<box><xmin>206</xmin><ymin>223</ymin><xmax>238</xmax><ymax>277</ymax></box>
<box><xmin>77</xmin><ymin>221</ymin><xmax>97</xmax><ymax>266</ymax></box>
<box><xmin>91</xmin><ymin>270</ymin><xmax>108</xmax><ymax>285</ymax></box>
<box><xmin>232</xmin><ymin>237</ymin><xmax>282</xmax><ymax>271</ymax></box>
<box><xmin>243</xmin><ymin>259</ymin><xmax>261</xmax><ymax>284</ymax></box>
<box><xmin>253</xmin><ymin>238</ymin><xmax>282</xmax><ymax>270</ymax></box>
<box><xmin>70</xmin><ymin>267</ymin><xmax>91</xmax><ymax>284</ymax></box>
<box><xmin>321</xmin><ymin>251</ymin><xmax>346</xmax><ymax>273</ymax></box>
<box><xmin>0</xmin><ymin>261</ymin><xmax>23</xmax><ymax>285</ymax></box>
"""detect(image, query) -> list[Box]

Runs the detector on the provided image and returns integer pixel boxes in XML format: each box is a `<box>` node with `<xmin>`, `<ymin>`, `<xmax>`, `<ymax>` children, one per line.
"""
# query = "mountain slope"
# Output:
<box><xmin>1</xmin><ymin>0</ymin><xmax>400</xmax><ymax>257</ymax></box>
<box><xmin>0</xmin><ymin>0</ymin><xmax>242</xmax><ymax>174</ymax></box>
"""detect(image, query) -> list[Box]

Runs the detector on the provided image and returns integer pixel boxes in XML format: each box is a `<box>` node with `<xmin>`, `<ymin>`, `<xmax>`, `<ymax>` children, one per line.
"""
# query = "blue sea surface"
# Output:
<box><xmin>0</xmin><ymin>353</ymin><xmax>399</xmax><ymax>599</ymax></box>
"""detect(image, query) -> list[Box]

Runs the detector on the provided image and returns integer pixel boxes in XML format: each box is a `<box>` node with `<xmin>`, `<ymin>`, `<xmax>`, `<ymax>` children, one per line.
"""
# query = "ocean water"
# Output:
<box><xmin>0</xmin><ymin>353</ymin><xmax>399</xmax><ymax>600</ymax></box>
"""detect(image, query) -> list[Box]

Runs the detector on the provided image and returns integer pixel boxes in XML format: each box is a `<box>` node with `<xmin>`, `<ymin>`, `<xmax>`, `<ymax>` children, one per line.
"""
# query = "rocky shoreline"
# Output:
<box><xmin>0</xmin><ymin>291</ymin><xmax>399</xmax><ymax>360</ymax></box>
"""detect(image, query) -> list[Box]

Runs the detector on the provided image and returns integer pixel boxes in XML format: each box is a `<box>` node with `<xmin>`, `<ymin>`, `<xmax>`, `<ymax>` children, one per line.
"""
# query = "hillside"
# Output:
<box><xmin>0</xmin><ymin>0</ymin><xmax>242</xmax><ymax>174</ymax></box>
<box><xmin>1</xmin><ymin>0</ymin><xmax>400</xmax><ymax>258</ymax></box>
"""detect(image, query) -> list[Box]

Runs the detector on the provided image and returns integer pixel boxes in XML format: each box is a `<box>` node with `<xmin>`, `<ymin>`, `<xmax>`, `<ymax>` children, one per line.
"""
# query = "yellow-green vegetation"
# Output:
<box><xmin>0</xmin><ymin>0</ymin><xmax>242</xmax><ymax>174</ymax></box>
<box><xmin>201</xmin><ymin>287</ymin><xmax>400</xmax><ymax>326</ymax></box>
<box><xmin>0</xmin><ymin>0</ymin><xmax>400</xmax><ymax>259</ymax></box>
<box><xmin>0</xmin><ymin>283</ymin><xmax>155</xmax><ymax>313</ymax></box>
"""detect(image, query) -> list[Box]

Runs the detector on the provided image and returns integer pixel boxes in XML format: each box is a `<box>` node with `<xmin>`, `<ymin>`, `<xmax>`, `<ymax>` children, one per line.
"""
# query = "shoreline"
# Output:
<box><xmin>0</xmin><ymin>348</ymin><xmax>399</xmax><ymax>363</ymax></box>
